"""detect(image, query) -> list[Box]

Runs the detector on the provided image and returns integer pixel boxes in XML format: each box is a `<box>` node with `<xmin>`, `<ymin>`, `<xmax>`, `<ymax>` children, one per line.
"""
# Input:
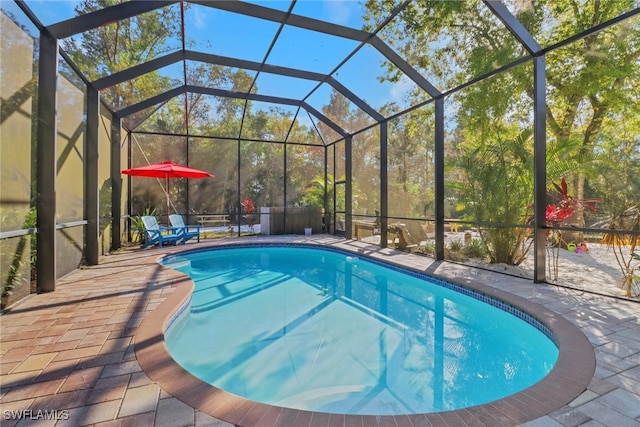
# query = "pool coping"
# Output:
<box><xmin>134</xmin><ymin>240</ymin><xmax>596</xmax><ymax>427</ymax></box>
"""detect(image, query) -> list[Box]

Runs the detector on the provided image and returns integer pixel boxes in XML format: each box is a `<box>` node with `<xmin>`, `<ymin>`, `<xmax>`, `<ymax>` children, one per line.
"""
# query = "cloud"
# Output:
<box><xmin>324</xmin><ymin>0</ymin><xmax>354</xmax><ymax>26</ymax></box>
<box><xmin>192</xmin><ymin>6</ymin><xmax>207</xmax><ymax>30</ymax></box>
<box><xmin>389</xmin><ymin>75</ymin><xmax>413</xmax><ymax>104</ymax></box>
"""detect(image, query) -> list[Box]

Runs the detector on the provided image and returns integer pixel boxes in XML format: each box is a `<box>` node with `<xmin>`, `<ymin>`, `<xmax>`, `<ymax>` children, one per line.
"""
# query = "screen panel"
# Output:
<box><xmin>187</xmin><ymin>137</ymin><xmax>236</xmax><ymax>227</ymax></box>
<box><xmin>0</xmin><ymin>10</ymin><xmax>36</xmax><ymax>307</ymax></box>
<box><xmin>352</xmin><ymin>127</ymin><xmax>380</xmax><ymax>217</ymax></box>
<box><xmin>56</xmin><ymin>69</ymin><xmax>86</xmax><ymax>278</ymax></box>
<box><xmin>98</xmin><ymin>106</ymin><xmax>112</xmax><ymax>255</ymax></box>
<box><xmin>388</xmin><ymin>104</ymin><xmax>435</xmax><ymax>220</ymax></box>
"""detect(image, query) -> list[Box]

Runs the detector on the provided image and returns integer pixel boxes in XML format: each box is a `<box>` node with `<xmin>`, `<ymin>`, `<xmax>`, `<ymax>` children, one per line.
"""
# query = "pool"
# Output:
<box><xmin>162</xmin><ymin>245</ymin><xmax>559</xmax><ymax>416</ymax></box>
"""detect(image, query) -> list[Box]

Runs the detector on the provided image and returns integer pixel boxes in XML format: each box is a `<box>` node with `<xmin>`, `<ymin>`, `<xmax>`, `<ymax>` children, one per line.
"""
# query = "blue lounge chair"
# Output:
<box><xmin>141</xmin><ymin>216</ymin><xmax>180</xmax><ymax>248</ymax></box>
<box><xmin>169</xmin><ymin>214</ymin><xmax>201</xmax><ymax>244</ymax></box>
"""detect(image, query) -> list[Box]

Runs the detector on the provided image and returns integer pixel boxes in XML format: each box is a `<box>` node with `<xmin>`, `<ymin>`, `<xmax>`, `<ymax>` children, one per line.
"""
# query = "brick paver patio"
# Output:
<box><xmin>1</xmin><ymin>236</ymin><xmax>638</xmax><ymax>426</ymax></box>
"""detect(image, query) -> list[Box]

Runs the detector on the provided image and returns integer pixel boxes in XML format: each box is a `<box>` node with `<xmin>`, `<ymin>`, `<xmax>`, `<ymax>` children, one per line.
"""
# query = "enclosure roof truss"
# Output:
<box><xmin>36</xmin><ymin>0</ymin><xmax>458</xmax><ymax>140</ymax></box>
<box><xmin>25</xmin><ymin>0</ymin><xmax>597</xmax><ymax>141</ymax></box>
<box><xmin>116</xmin><ymin>84</ymin><xmax>349</xmax><ymax>138</ymax></box>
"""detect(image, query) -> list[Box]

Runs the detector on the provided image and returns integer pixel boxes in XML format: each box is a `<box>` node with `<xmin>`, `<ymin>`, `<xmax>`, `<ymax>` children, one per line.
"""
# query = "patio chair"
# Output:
<box><xmin>141</xmin><ymin>216</ymin><xmax>180</xmax><ymax>248</ymax></box>
<box><xmin>388</xmin><ymin>221</ymin><xmax>432</xmax><ymax>250</ymax></box>
<box><xmin>169</xmin><ymin>214</ymin><xmax>201</xmax><ymax>244</ymax></box>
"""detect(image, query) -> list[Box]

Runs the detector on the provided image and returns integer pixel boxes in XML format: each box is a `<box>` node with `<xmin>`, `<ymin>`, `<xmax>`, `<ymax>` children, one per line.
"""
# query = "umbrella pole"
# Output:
<box><xmin>166</xmin><ymin>175</ymin><xmax>170</xmax><ymax>226</ymax></box>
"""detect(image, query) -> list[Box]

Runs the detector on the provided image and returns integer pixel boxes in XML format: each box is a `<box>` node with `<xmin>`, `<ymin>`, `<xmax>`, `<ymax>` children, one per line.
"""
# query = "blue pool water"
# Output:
<box><xmin>163</xmin><ymin>246</ymin><xmax>558</xmax><ymax>416</ymax></box>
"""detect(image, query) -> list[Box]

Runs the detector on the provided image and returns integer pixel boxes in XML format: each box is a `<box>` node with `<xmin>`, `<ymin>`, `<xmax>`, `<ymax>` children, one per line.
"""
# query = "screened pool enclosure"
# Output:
<box><xmin>1</xmin><ymin>1</ymin><xmax>639</xmax><ymax>308</ymax></box>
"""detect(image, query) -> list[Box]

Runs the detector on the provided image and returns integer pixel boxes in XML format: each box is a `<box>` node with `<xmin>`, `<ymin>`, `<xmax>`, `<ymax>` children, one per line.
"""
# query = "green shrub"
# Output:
<box><xmin>129</xmin><ymin>207</ymin><xmax>157</xmax><ymax>243</ymax></box>
<box><xmin>448</xmin><ymin>239</ymin><xmax>463</xmax><ymax>252</ymax></box>
<box><xmin>463</xmin><ymin>238</ymin><xmax>487</xmax><ymax>259</ymax></box>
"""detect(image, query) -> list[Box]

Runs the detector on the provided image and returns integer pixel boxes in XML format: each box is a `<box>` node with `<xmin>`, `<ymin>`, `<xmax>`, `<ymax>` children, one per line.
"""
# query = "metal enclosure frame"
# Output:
<box><xmin>8</xmin><ymin>0</ymin><xmax>638</xmax><ymax>291</ymax></box>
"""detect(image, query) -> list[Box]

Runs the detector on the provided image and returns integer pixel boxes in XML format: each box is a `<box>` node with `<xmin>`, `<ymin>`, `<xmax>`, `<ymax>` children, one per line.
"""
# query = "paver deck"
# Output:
<box><xmin>1</xmin><ymin>235</ymin><xmax>638</xmax><ymax>426</ymax></box>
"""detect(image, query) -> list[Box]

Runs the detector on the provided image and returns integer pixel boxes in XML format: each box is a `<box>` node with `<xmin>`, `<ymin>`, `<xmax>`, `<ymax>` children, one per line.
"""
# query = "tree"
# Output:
<box><xmin>64</xmin><ymin>0</ymin><xmax>182</xmax><ymax>118</ymax></box>
<box><xmin>452</xmin><ymin>130</ymin><xmax>534</xmax><ymax>265</ymax></box>
<box><xmin>365</xmin><ymin>0</ymin><xmax>640</xmax><ymax>234</ymax></box>
<box><xmin>302</xmin><ymin>173</ymin><xmax>345</xmax><ymax>211</ymax></box>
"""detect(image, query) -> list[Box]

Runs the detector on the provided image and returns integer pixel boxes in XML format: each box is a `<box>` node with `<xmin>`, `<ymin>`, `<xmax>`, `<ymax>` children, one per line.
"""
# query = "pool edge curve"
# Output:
<box><xmin>134</xmin><ymin>241</ymin><xmax>596</xmax><ymax>427</ymax></box>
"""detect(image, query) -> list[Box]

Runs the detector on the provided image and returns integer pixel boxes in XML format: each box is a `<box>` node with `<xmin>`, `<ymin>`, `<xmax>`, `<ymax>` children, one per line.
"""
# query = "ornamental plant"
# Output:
<box><xmin>452</xmin><ymin>130</ymin><xmax>534</xmax><ymax>266</ymax></box>
<box><xmin>241</xmin><ymin>199</ymin><xmax>256</xmax><ymax>232</ymax></box>
<box><xmin>545</xmin><ymin>177</ymin><xmax>598</xmax><ymax>280</ymax></box>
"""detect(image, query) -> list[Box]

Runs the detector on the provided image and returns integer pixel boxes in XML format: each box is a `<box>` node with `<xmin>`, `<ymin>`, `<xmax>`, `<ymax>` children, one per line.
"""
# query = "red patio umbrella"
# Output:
<box><xmin>122</xmin><ymin>161</ymin><xmax>214</xmax><ymax>224</ymax></box>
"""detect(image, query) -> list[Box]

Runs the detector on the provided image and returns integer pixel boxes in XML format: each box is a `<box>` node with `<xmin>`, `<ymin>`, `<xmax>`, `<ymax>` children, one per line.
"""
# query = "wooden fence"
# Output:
<box><xmin>260</xmin><ymin>207</ymin><xmax>323</xmax><ymax>235</ymax></box>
